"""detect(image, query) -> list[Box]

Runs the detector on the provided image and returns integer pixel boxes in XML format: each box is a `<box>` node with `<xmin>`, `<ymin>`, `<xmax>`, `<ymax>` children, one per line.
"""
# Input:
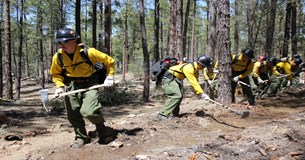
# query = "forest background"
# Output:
<box><xmin>0</xmin><ymin>0</ymin><xmax>304</xmax><ymax>105</ymax></box>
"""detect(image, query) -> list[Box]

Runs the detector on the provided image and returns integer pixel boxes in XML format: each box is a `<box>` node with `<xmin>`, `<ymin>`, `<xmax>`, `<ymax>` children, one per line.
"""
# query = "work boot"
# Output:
<box><xmin>71</xmin><ymin>138</ymin><xmax>88</xmax><ymax>148</ymax></box>
<box><xmin>96</xmin><ymin>123</ymin><xmax>114</xmax><ymax>144</ymax></box>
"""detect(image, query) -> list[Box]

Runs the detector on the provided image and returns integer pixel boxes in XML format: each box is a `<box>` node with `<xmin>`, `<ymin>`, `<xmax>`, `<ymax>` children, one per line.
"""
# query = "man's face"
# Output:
<box><xmin>58</xmin><ymin>39</ymin><xmax>77</xmax><ymax>54</ymax></box>
<box><xmin>197</xmin><ymin>63</ymin><xmax>205</xmax><ymax>70</ymax></box>
<box><xmin>242</xmin><ymin>54</ymin><xmax>250</xmax><ymax>61</ymax></box>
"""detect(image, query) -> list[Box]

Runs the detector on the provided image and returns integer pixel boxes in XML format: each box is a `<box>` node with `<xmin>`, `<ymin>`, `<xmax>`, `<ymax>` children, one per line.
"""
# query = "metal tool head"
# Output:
<box><xmin>241</xmin><ymin>110</ymin><xmax>250</xmax><ymax>118</ymax></box>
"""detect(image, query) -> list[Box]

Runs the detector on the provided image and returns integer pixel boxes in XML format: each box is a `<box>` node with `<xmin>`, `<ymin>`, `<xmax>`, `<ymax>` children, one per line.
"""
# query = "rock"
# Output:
<box><xmin>0</xmin><ymin>112</ymin><xmax>7</xmax><ymax>123</ymax></box>
<box><xmin>108</xmin><ymin>141</ymin><xmax>123</xmax><ymax>148</ymax></box>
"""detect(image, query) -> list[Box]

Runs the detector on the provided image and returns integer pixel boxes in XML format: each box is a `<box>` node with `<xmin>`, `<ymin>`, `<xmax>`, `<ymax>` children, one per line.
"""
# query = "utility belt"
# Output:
<box><xmin>65</xmin><ymin>72</ymin><xmax>99</xmax><ymax>83</ymax></box>
<box><xmin>67</xmin><ymin>76</ymin><xmax>91</xmax><ymax>82</ymax></box>
<box><xmin>163</xmin><ymin>71</ymin><xmax>182</xmax><ymax>86</ymax></box>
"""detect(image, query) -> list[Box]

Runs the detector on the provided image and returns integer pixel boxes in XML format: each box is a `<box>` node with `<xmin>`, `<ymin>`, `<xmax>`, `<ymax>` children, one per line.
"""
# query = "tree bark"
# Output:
<box><xmin>207</xmin><ymin>0</ymin><xmax>217</xmax><ymax>59</ymax></box>
<box><xmin>169</xmin><ymin>0</ymin><xmax>177</xmax><ymax>56</ymax></box>
<box><xmin>98</xmin><ymin>0</ymin><xmax>104</xmax><ymax>50</ymax></box>
<box><xmin>176</xmin><ymin>0</ymin><xmax>183</xmax><ymax>59</ymax></box>
<box><xmin>291</xmin><ymin>0</ymin><xmax>297</xmax><ymax>56</ymax></box>
<box><xmin>92</xmin><ymin>0</ymin><xmax>97</xmax><ymax>48</ymax></box>
<box><xmin>105</xmin><ymin>0</ymin><xmax>112</xmax><ymax>55</ymax></box>
<box><xmin>3</xmin><ymin>0</ymin><xmax>13</xmax><ymax>99</ymax></box>
<box><xmin>233</xmin><ymin>0</ymin><xmax>239</xmax><ymax>54</ymax></box>
<box><xmin>217</xmin><ymin>0</ymin><xmax>231</xmax><ymax>106</ymax></box>
<box><xmin>37</xmin><ymin>4</ymin><xmax>45</xmax><ymax>89</ymax></box>
<box><xmin>154</xmin><ymin>0</ymin><xmax>162</xmax><ymax>87</ymax></box>
<box><xmin>139</xmin><ymin>0</ymin><xmax>150</xmax><ymax>102</ymax></box>
<box><xmin>76</xmin><ymin>0</ymin><xmax>81</xmax><ymax>41</ymax></box>
<box><xmin>15</xmin><ymin>0</ymin><xmax>24</xmax><ymax>99</ymax></box>
<box><xmin>123</xmin><ymin>0</ymin><xmax>129</xmax><ymax>81</ymax></box>
<box><xmin>283</xmin><ymin>1</ymin><xmax>292</xmax><ymax>57</ymax></box>
<box><xmin>191</xmin><ymin>1</ymin><xmax>196</xmax><ymax>61</ymax></box>
<box><xmin>265</xmin><ymin>0</ymin><xmax>277</xmax><ymax>57</ymax></box>
<box><xmin>182</xmin><ymin>0</ymin><xmax>191</xmax><ymax>58</ymax></box>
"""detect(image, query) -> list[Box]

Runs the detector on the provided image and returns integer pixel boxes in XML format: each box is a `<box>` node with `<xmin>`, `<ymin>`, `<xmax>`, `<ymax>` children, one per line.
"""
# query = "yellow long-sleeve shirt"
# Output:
<box><xmin>168</xmin><ymin>62</ymin><xmax>203</xmax><ymax>95</ymax></box>
<box><xmin>252</xmin><ymin>61</ymin><xmax>280</xmax><ymax>79</ymax></box>
<box><xmin>276</xmin><ymin>62</ymin><xmax>293</xmax><ymax>80</ymax></box>
<box><xmin>203</xmin><ymin>60</ymin><xmax>218</xmax><ymax>80</ymax></box>
<box><xmin>50</xmin><ymin>46</ymin><xmax>116</xmax><ymax>87</ymax></box>
<box><xmin>231</xmin><ymin>54</ymin><xmax>254</xmax><ymax>79</ymax></box>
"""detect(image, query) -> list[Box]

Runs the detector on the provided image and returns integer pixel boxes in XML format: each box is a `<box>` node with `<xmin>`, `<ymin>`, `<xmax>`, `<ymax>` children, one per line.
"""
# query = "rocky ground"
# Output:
<box><xmin>0</xmin><ymin>76</ymin><xmax>305</xmax><ymax>160</ymax></box>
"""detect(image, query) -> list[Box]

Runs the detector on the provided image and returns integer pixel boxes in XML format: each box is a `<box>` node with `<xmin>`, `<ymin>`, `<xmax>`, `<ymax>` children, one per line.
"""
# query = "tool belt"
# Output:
<box><xmin>65</xmin><ymin>72</ymin><xmax>99</xmax><ymax>83</ymax></box>
<box><xmin>67</xmin><ymin>76</ymin><xmax>90</xmax><ymax>82</ymax></box>
<box><xmin>163</xmin><ymin>71</ymin><xmax>182</xmax><ymax>86</ymax></box>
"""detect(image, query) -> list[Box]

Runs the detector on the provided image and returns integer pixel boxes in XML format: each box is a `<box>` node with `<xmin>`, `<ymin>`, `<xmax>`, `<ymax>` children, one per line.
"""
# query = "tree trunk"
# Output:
<box><xmin>217</xmin><ymin>0</ymin><xmax>231</xmax><ymax>106</ymax></box>
<box><xmin>105</xmin><ymin>0</ymin><xmax>112</xmax><ymax>55</ymax></box>
<box><xmin>139</xmin><ymin>0</ymin><xmax>150</xmax><ymax>102</ymax></box>
<box><xmin>153</xmin><ymin>0</ymin><xmax>160</xmax><ymax>62</ymax></box>
<box><xmin>3</xmin><ymin>0</ymin><xmax>13</xmax><ymax>99</ymax></box>
<box><xmin>154</xmin><ymin>0</ymin><xmax>162</xmax><ymax>87</ymax></box>
<box><xmin>283</xmin><ymin>1</ymin><xmax>292</xmax><ymax>57</ymax></box>
<box><xmin>85</xmin><ymin>0</ymin><xmax>88</xmax><ymax>42</ymax></box>
<box><xmin>0</xmin><ymin>4</ymin><xmax>3</xmax><ymax>97</ymax></box>
<box><xmin>98</xmin><ymin>0</ymin><xmax>104</xmax><ymax>51</ymax></box>
<box><xmin>15</xmin><ymin>0</ymin><xmax>24</xmax><ymax>99</ymax></box>
<box><xmin>182</xmin><ymin>0</ymin><xmax>191</xmax><ymax>58</ymax></box>
<box><xmin>291</xmin><ymin>0</ymin><xmax>297</xmax><ymax>56</ymax></box>
<box><xmin>191</xmin><ymin>0</ymin><xmax>196</xmax><ymax>61</ymax></box>
<box><xmin>176</xmin><ymin>0</ymin><xmax>183</xmax><ymax>59</ymax></box>
<box><xmin>76</xmin><ymin>0</ymin><xmax>81</xmax><ymax>41</ymax></box>
<box><xmin>169</xmin><ymin>0</ymin><xmax>177</xmax><ymax>56</ymax></box>
<box><xmin>123</xmin><ymin>0</ymin><xmax>129</xmax><ymax>81</ymax></box>
<box><xmin>207</xmin><ymin>0</ymin><xmax>217</xmax><ymax>59</ymax></box>
<box><xmin>233</xmin><ymin>0</ymin><xmax>239</xmax><ymax>54</ymax></box>
<box><xmin>265</xmin><ymin>0</ymin><xmax>277</xmax><ymax>57</ymax></box>
<box><xmin>92</xmin><ymin>0</ymin><xmax>97</xmax><ymax>48</ymax></box>
<box><xmin>37</xmin><ymin>5</ymin><xmax>45</xmax><ymax>88</ymax></box>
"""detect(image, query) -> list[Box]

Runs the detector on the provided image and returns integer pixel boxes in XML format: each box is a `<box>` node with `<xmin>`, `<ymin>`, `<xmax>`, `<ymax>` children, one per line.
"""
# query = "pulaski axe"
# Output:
<box><xmin>38</xmin><ymin>83</ymin><xmax>108</xmax><ymax>112</ymax></box>
<box><xmin>207</xmin><ymin>98</ymin><xmax>250</xmax><ymax>118</ymax></box>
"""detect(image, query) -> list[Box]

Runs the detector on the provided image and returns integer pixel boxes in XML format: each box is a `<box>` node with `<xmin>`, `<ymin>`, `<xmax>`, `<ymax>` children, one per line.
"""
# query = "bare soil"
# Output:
<box><xmin>1</xmin><ymin>75</ymin><xmax>305</xmax><ymax>160</ymax></box>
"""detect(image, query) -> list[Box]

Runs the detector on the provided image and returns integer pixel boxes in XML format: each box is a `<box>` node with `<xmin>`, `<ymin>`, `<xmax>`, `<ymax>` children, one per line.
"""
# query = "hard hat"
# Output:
<box><xmin>242</xmin><ymin>48</ymin><xmax>254</xmax><ymax>59</ymax></box>
<box><xmin>294</xmin><ymin>58</ymin><xmax>303</xmax><ymax>65</ymax></box>
<box><xmin>197</xmin><ymin>55</ymin><xmax>213</xmax><ymax>67</ymax></box>
<box><xmin>55</xmin><ymin>28</ymin><xmax>80</xmax><ymax>43</ymax></box>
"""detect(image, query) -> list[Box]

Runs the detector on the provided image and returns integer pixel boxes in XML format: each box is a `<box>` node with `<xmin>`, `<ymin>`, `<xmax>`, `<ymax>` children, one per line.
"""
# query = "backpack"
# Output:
<box><xmin>150</xmin><ymin>57</ymin><xmax>178</xmax><ymax>81</ymax></box>
<box><xmin>57</xmin><ymin>46</ymin><xmax>107</xmax><ymax>84</ymax></box>
<box><xmin>232</xmin><ymin>54</ymin><xmax>252</xmax><ymax>72</ymax></box>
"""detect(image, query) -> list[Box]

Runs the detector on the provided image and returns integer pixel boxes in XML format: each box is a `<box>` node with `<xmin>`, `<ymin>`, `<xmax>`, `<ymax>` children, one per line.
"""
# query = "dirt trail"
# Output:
<box><xmin>1</xmin><ymin>79</ymin><xmax>305</xmax><ymax>160</ymax></box>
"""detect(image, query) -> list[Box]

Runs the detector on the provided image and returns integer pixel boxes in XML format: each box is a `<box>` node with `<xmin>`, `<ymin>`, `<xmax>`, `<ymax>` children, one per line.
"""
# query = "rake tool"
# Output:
<box><xmin>207</xmin><ymin>98</ymin><xmax>250</xmax><ymax>118</ymax></box>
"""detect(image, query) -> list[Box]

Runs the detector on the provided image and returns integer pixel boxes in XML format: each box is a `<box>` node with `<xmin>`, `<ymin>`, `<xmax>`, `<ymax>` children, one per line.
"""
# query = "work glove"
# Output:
<box><xmin>233</xmin><ymin>76</ymin><xmax>240</xmax><ymax>82</ymax></box>
<box><xmin>213</xmin><ymin>69</ymin><xmax>219</xmax><ymax>73</ymax></box>
<box><xmin>199</xmin><ymin>93</ymin><xmax>210</xmax><ymax>100</ymax></box>
<box><xmin>54</xmin><ymin>87</ymin><xmax>65</xmax><ymax>97</ymax></box>
<box><xmin>104</xmin><ymin>76</ymin><xmax>114</xmax><ymax>86</ymax></box>
<box><xmin>257</xmin><ymin>78</ymin><xmax>265</xmax><ymax>84</ymax></box>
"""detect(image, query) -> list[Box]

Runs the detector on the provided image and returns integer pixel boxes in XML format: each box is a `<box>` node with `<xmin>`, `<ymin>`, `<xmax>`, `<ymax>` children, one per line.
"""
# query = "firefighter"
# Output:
<box><xmin>157</xmin><ymin>55</ymin><xmax>213</xmax><ymax>120</ymax></box>
<box><xmin>50</xmin><ymin>28</ymin><xmax>116</xmax><ymax>148</ymax></box>
<box><xmin>231</xmin><ymin>48</ymin><xmax>256</xmax><ymax>105</ymax></box>
<box><xmin>275</xmin><ymin>58</ymin><xmax>303</xmax><ymax>91</ymax></box>
<box><xmin>251</xmin><ymin>57</ymin><xmax>281</xmax><ymax>97</ymax></box>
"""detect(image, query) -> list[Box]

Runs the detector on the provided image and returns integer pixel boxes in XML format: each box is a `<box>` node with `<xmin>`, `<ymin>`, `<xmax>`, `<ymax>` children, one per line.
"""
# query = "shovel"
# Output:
<box><xmin>207</xmin><ymin>98</ymin><xmax>250</xmax><ymax>118</ymax></box>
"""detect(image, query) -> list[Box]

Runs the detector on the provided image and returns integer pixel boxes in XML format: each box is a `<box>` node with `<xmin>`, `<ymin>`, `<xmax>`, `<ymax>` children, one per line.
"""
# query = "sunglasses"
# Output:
<box><xmin>57</xmin><ymin>39</ymin><xmax>71</xmax><ymax>45</ymax></box>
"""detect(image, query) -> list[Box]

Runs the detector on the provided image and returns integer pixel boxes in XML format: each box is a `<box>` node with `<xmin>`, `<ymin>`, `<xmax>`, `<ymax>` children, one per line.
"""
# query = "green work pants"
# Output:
<box><xmin>65</xmin><ymin>80</ymin><xmax>105</xmax><ymax>140</ymax></box>
<box><xmin>159</xmin><ymin>78</ymin><xmax>183</xmax><ymax>116</ymax></box>
<box><xmin>205</xmin><ymin>80</ymin><xmax>218</xmax><ymax>100</ymax></box>
<box><xmin>266</xmin><ymin>74</ymin><xmax>281</xmax><ymax>96</ymax></box>
<box><xmin>231</xmin><ymin>73</ymin><xmax>255</xmax><ymax>105</ymax></box>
